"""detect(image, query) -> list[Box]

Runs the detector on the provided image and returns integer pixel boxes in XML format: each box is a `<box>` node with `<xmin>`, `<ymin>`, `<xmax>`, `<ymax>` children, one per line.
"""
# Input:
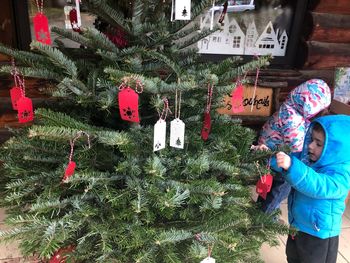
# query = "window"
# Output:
<box><xmin>2</xmin><ymin>0</ymin><xmax>307</xmax><ymax>68</ymax></box>
<box><xmin>233</xmin><ymin>36</ymin><xmax>241</xmax><ymax>48</ymax></box>
<box><xmin>27</xmin><ymin>0</ymin><xmax>96</xmax><ymax>48</ymax></box>
<box><xmin>198</xmin><ymin>0</ymin><xmax>308</xmax><ymax>67</ymax></box>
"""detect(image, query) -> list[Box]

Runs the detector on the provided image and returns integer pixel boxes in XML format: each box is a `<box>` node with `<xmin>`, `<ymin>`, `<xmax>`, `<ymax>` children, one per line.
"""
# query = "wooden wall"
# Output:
<box><xmin>259</xmin><ymin>0</ymin><xmax>350</xmax><ymax>102</ymax></box>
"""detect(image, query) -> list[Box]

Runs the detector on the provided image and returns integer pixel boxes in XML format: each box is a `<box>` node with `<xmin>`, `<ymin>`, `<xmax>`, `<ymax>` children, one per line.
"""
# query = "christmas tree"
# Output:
<box><xmin>0</xmin><ymin>0</ymin><xmax>288</xmax><ymax>262</ymax></box>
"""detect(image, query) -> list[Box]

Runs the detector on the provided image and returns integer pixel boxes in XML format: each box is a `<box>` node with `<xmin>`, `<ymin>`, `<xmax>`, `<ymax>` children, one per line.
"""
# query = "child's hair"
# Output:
<box><xmin>313</xmin><ymin>122</ymin><xmax>324</xmax><ymax>133</ymax></box>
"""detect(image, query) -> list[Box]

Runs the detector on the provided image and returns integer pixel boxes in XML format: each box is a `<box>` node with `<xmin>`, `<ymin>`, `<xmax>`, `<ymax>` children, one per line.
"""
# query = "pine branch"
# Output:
<box><xmin>0</xmin><ymin>43</ymin><xmax>48</xmax><ymax>67</ymax></box>
<box><xmin>84</xmin><ymin>0</ymin><xmax>131</xmax><ymax>34</ymax></box>
<box><xmin>35</xmin><ymin>108</ymin><xmax>95</xmax><ymax>131</ymax></box>
<box><xmin>131</xmin><ymin>0</ymin><xmax>144</xmax><ymax>36</ymax></box>
<box><xmin>51</xmin><ymin>27</ymin><xmax>92</xmax><ymax>48</ymax></box>
<box><xmin>83</xmin><ymin>28</ymin><xmax>118</xmax><ymax>53</ymax></box>
<box><xmin>30</xmin><ymin>42</ymin><xmax>78</xmax><ymax>78</ymax></box>
<box><xmin>0</xmin><ymin>65</ymin><xmax>62</xmax><ymax>82</ymax></box>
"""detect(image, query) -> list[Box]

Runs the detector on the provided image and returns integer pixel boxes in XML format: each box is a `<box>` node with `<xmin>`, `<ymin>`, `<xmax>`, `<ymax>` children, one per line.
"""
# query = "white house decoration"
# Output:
<box><xmin>198</xmin><ymin>14</ymin><xmax>245</xmax><ymax>55</ymax></box>
<box><xmin>244</xmin><ymin>21</ymin><xmax>259</xmax><ymax>55</ymax></box>
<box><xmin>198</xmin><ymin>16</ymin><xmax>289</xmax><ymax>56</ymax></box>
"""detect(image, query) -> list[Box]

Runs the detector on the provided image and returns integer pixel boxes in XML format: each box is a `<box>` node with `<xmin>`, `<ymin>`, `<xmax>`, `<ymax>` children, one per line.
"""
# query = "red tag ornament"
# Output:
<box><xmin>62</xmin><ymin>131</ymin><xmax>91</xmax><ymax>183</ymax></box>
<box><xmin>201</xmin><ymin>83</ymin><xmax>214</xmax><ymax>141</ymax></box>
<box><xmin>10</xmin><ymin>86</ymin><xmax>23</xmax><ymax>110</ymax></box>
<box><xmin>33</xmin><ymin>13</ymin><xmax>52</xmax><ymax>45</ymax></box>
<box><xmin>63</xmin><ymin>161</ymin><xmax>76</xmax><ymax>182</ymax></box>
<box><xmin>201</xmin><ymin>112</ymin><xmax>211</xmax><ymax>141</ymax></box>
<box><xmin>17</xmin><ymin>97</ymin><xmax>34</xmax><ymax>123</ymax></box>
<box><xmin>231</xmin><ymin>82</ymin><xmax>244</xmax><ymax>113</ymax></box>
<box><xmin>118</xmin><ymin>87</ymin><xmax>139</xmax><ymax>122</ymax></box>
<box><xmin>256</xmin><ymin>173</ymin><xmax>273</xmax><ymax>200</ymax></box>
<box><xmin>118</xmin><ymin>79</ymin><xmax>143</xmax><ymax>123</ymax></box>
<box><xmin>49</xmin><ymin>245</ymin><xmax>75</xmax><ymax>263</ymax></box>
<box><xmin>69</xmin><ymin>8</ymin><xmax>81</xmax><ymax>32</ymax></box>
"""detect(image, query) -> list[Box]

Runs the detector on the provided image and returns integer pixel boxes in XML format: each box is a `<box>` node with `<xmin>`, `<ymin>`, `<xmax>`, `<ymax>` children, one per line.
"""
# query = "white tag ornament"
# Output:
<box><xmin>172</xmin><ymin>0</ymin><xmax>191</xmax><ymax>21</ymax></box>
<box><xmin>153</xmin><ymin>120</ymin><xmax>167</xmax><ymax>152</ymax></box>
<box><xmin>170</xmin><ymin>118</ymin><xmax>185</xmax><ymax>149</ymax></box>
<box><xmin>200</xmin><ymin>257</ymin><xmax>216</xmax><ymax>263</ymax></box>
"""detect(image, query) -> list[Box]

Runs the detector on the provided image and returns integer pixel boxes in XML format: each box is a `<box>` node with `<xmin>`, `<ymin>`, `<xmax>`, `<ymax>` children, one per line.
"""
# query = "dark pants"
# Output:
<box><xmin>257</xmin><ymin>173</ymin><xmax>291</xmax><ymax>214</ymax></box>
<box><xmin>286</xmin><ymin>232</ymin><xmax>339</xmax><ymax>263</ymax></box>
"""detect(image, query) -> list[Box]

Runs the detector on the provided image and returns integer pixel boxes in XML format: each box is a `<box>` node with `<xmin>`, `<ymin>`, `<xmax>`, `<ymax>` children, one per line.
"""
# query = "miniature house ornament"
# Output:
<box><xmin>198</xmin><ymin>14</ymin><xmax>289</xmax><ymax>57</ymax></box>
<box><xmin>171</xmin><ymin>0</ymin><xmax>191</xmax><ymax>21</ymax></box>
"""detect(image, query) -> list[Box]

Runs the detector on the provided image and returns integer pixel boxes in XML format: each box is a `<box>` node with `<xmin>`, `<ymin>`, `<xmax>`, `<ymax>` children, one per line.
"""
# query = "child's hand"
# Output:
<box><xmin>250</xmin><ymin>144</ymin><xmax>270</xmax><ymax>151</ymax></box>
<box><xmin>276</xmin><ymin>151</ymin><xmax>291</xmax><ymax>170</ymax></box>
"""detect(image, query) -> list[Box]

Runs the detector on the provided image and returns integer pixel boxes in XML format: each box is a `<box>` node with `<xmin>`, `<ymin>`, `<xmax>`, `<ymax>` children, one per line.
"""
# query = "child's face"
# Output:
<box><xmin>308</xmin><ymin>129</ymin><xmax>325</xmax><ymax>162</ymax></box>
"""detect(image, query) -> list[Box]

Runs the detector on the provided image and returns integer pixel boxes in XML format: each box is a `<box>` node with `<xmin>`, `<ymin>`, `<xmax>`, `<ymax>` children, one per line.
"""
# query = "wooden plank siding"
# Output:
<box><xmin>304</xmin><ymin>1</ymin><xmax>350</xmax><ymax>70</ymax></box>
<box><xmin>312</xmin><ymin>0</ymin><xmax>350</xmax><ymax>15</ymax></box>
<box><xmin>265</xmin><ymin>0</ymin><xmax>350</xmax><ymax>104</ymax></box>
<box><xmin>310</xmin><ymin>12</ymin><xmax>350</xmax><ymax>43</ymax></box>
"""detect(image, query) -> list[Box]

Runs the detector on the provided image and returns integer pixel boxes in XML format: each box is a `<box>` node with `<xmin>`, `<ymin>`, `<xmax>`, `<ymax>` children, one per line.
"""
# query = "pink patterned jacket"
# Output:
<box><xmin>258</xmin><ymin>79</ymin><xmax>331</xmax><ymax>152</ymax></box>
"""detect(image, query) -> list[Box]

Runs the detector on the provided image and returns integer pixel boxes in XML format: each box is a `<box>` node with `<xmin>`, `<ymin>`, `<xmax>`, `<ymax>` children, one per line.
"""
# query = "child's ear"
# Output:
<box><xmin>318</xmin><ymin>108</ymin><xmax>330</xmax><ymax>117</ymax></box>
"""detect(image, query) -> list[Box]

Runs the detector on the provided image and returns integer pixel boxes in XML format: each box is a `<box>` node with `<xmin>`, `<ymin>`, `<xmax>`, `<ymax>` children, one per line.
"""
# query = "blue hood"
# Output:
<box><xmin>301</xmin><ymin>114</ymin><xmax>350</xmax><ymax>168</ymax></box>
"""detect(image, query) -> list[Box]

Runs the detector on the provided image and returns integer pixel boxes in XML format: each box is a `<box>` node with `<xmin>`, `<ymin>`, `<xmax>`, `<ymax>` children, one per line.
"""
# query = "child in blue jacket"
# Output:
<box><xmin>272</xmin><ymin>114</ymin><xmax>350</xmax><ymax>263</ymax></box>
<box><xmin>253</xmin><ymin>79</ymin><xmax>331</xmax><ymax>214</ymax></box>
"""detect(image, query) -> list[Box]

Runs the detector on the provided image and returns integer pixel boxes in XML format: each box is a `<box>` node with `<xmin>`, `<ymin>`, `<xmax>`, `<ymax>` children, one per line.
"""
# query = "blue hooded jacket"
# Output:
<box><xmin>271</xmin><ymin>114</ymin><xmax>350</xmax><ymax>239</ymax></box>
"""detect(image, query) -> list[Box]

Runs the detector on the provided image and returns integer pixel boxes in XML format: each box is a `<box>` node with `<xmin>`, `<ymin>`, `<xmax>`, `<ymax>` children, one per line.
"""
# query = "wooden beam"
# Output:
<box><xmin>306</xmin><ymin>54</ymin><xmax>350</xmax><ymax>69</ymax></box>
<box><xmin>312</xmin><ymin>12</ymin><xmax>350</xmax><ymax>29</ymax></box>
<box><xmin>0</xmin><ymin>112</ymin><xmax>26</xmax><ymax>128</ymax></box>
<box><xmin>252</xmin><ymin>69</ymin><xmax>334</xmax><ymax>88</ymax></box>
<box><xmin>310</xmin><ymin>27</ymin><xmax>350</xmax><ymax>43</ymax></box>
<box><xmin>308</xmin><ymin>41</ymin><xmax>350</xmax><ymax>55</ymax></box>
<box><xmin>0</xmin><ymin>128</ymin><xmax>13</xmax><ymax>144</ymax></box>
<box><xmin>0</xmin><ymin>77</ymin><xmax>53</xmax><ymax>97</ymax></box>
<box><xmin>298</xmin><ymin>69</ymin><xmax>335</xmax><ymax>87</ymax></box>
<box><xmin>330</xmin><ymin>99</ymin><xmax>350</xmax><ymax>115</ymax></box>
<box><xmin>313</xmin><ymin>0</ymin><xmax>350</xmax><ymax>15</ymax></box>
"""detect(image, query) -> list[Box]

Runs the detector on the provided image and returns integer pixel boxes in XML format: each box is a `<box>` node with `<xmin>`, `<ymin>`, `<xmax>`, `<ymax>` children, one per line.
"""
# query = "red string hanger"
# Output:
<box><xmin>118</xmin><ymin>77</ymin><xmax>144</xmax><ymax>123</ymax></box>
<box><xmin>218</xmin><ymin>0</ymin><xmax>228</xmax><ymax>25</ymax></box>
<box><xmin>10</xmin><ymin>59</ymin><xmax>34</xmax><ymax>123</ymax></box>
<box><xmin>250</xmin><ymin>56</ymin><xmax>260</xmax><ymax>112</ymax></box>
<box><xmin>158</xmin><ymin>96</ymin><xmax>172</xmax><ymax>121</ymax></box>
<box><xmin>10</xmin><ymin>59</ymin><xmax>25</xmax><ymax>110</ymax></box>
<box><xmin>200</xmin><ymin>244</ymin><xmax>216</xmax><ymax>263</ymax></box>
<box><xmin>33</xmin><ymin>0</ymin><xmax>52</xmax><ymax>45</ymax></box>
<box><xmin>201</xmin><ymin>82</ymin><xmax>214</xmax><ymax>141</ymax></box>
<box><xmin>62</xmin><ymin>131</ymin><xmax>91</xmax><ymax>183</ymax></box>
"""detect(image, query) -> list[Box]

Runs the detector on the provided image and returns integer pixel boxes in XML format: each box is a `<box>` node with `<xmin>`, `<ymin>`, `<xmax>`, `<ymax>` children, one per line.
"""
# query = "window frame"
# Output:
<box><xmin>199</xmin><ymin>0</ymin><xmax>309</xmax><ymax>68</ymax></box>
<box><xmin>4</xmin><ymin>0</ymin><xmax>308</xmax><ymax>68</ymax></box>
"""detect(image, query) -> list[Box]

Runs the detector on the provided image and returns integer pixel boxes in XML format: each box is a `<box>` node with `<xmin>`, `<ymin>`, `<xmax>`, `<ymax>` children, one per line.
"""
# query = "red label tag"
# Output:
<box><xmin>33</xmin><ymin>13</ymin><xmax>52</xmax><ymax>45</ymax></box>
<box><xmin>256</xmin><ymin>174</ymin><xmax>273</xmax><ymax>200</ymax></box>
<box><xmin>69</xmin><ymin>8</ymin><xmax>80</xmax><ymax>32</ymax></box>
<box><xmin>17</xmin><ymin>97</ymin><xmax>34</xmax><ymax>123</ymax></box>
<box><xmin>49</xmin><ymin>245</ymin><xmax>75</xmax><ymax>263</ymax></box>
<box><xmin>201</xmin><ymin>112</ymin><xmax>211</xmax><ymax>141</ymax></box>
<box><xmin>63</xmin><ymin>161</ymin><xmax>76</xmax><ymax>182</ymax></box>
<box><xmin>118</xmin><ymin>87</ymin><xmax>140</xmax><ymax>123</ymax></box>
<box><xmin>10</xmin><ymin>86</ymin><xmax>23</xmax><ymax>110</ymax></box>
<box><xmin>231</xmin><ymin>83</ymin><xmax>244</xmax><ymax>113</ymax></box>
